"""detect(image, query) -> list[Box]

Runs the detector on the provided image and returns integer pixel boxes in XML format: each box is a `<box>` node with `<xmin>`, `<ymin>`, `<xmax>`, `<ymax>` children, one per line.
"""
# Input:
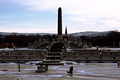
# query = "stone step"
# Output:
<box><xmin>46</xmin><ymin>55</ymin><xmax>61</xmax><ymax>57</ymax></box>
<box><xmin>48</xmin><ymin>52</ymin><xmax>61</xmax><ymax>55</ymax></box>
<box><xmin>46</xmin><ymin>56</ymin><xmax>61</xmax><ymax>58</ymax></box>
<box><xmin>43</xmin><ymin>60</ymin><xmax>60</xmax><ymax>63</ymax></box>
<box><xmin>36</xmin><ymin>63</ymin><xmax>64</xmax><ymax>65</ymax></box>
<box><xmin>46</xmin><ymin>57</ymin><xmax>61</xmax><ymax>60</ymax></box>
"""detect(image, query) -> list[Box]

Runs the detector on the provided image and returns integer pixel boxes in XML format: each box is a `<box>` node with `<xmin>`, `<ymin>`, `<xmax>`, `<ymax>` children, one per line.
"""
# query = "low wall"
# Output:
<box><xmin>0</xmin><ymin>49</ymin><xmax>120</xmax><ymax>63</ymax></box>
<box><xmin>0</xmin><ymin>49</ymin><xmax>44</xmax><ymax>63</ymax></box>
<box><xmin>62</xmin><ymin>50</ymin><xmax>120</xmax><ymax>63</ymax></box>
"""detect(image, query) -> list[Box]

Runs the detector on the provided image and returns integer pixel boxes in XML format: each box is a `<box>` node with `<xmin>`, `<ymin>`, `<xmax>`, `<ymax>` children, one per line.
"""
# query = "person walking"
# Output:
<box><xmin>67</xmin><ymin>66</ymin><xmax>73</xmax><ymax>76</ymax></box>
<box><xmin>45</xmin><ymin>64</ymin><xmax>48</xmax><ymax>71</ymax></box>
<box><xmin>18</xmin><ymin>64</ymin><xmax>21</xmax><ymax>72</ymax></box>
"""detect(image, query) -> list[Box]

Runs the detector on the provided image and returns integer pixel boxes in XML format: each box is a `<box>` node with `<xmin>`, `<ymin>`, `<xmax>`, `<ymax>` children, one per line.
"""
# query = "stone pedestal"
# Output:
<box><xmin>35</xmin><ymin>65</ymin><xmax>45</xmax><ymax>73</ymax></box>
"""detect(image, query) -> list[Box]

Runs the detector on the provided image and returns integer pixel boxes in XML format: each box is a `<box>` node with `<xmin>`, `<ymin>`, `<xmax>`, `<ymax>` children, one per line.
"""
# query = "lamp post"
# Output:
<box><xmin>42</xmin><ymin>53</ymin><xmax>44</xmax><ymax>63</ymax></box>
<box><xmin>7</xmin><ymin>43</ymin><xmax>8</xmax><ymax>48</ymax></box>
<box><xmin>12</xmin><ymin>43</ymin><xmax>14</xmax><ymax>48</ymax></box>
<box><xmin>96</xmin><ymin>46</ymin><xmax>99</xmax><ymax>51</ymax></box>
<box><xmin>113</xmin><ymin>42</ymin><xmax>115</xmax><ymax>48</ymax></box>
<box><xmin>99</xmin><ymin>52</ymin><xmax>103</xmax><ymax>63</ymax></box>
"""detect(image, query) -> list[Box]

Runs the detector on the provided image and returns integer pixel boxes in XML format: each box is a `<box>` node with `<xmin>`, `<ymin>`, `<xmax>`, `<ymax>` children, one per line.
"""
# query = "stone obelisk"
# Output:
<box><xmin>58</xmin><ymin>7</ymin><xmax>63</xmax><ymax>41</ymax></box>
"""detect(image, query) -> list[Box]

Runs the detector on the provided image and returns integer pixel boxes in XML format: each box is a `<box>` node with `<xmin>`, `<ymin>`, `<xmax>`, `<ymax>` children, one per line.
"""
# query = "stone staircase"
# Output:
<box><xmin>43</xmin><ymin>52</ymin><xmax>63</xmax><ymax>65</ymax></box>
<box><xmin>36</xmin><ymin>41</ymin><xmax>65</xmax><ymax>73</ymax></box>
<box><xmin>36</xmin><ymin>52</ymin><xmax>63</xmax><ymax>65</ymax></box>
<box><xmin>36</xmin><ymin>52</ymin><xmax>63</xmax><ymax>73</ymax></box>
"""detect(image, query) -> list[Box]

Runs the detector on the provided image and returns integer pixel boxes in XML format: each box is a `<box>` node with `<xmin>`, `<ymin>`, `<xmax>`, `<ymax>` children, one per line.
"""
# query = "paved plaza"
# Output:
<box><xmin>0</xmin><ymin>62</ymin><xmax>120</xmax><ymax>80</ymax></box>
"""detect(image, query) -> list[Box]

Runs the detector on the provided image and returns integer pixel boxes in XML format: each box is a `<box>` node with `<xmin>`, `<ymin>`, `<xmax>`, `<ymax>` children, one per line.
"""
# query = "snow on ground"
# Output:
<box><xmin>0</xmin><ymin>47</ymin><xmax>120</xmax><ymax>51</ymax></box>
<box><xmin>0</xmin><ymin>48</ymin><xmax>45</xmax><ymax>51</ymax></box>
<box><xmin>0</xmin><ymin>61</ymin><xmax>120</xmax><ymax>80</ymax></box>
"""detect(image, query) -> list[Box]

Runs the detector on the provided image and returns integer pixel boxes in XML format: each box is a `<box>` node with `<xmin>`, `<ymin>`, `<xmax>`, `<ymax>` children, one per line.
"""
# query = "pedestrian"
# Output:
<box><xmin>45</xmin><ymin>64</ymin><xmax>48</xmax><ymax>71</ymax></box>
<box><xmin>67</xmin><ymin>66</ymin><xmax>73</xmax><ymax>76</ymax></box>
<box><xmin>18</xmin><ymin>64</ymin><xmax>21</xmax><ymax>72</ymax></box>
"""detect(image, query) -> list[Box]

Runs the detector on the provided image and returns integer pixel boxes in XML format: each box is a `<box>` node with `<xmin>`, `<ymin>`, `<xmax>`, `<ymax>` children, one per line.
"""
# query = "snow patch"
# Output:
<box><xmin>25</xmin><ymin>61</ymin><xmax>42</xmax><ymax>65</ymax></box>
<box><xmin>48</xmin><ymin>75</ymin><xmax>62</xmax><ymax>77</ymax></box>
<box><xmin>9</xmin><ymin>62</ymin><xmax>16</xmax><ymax>65</ymax></box>
<box><xmin>24</xmin><ymin>69</ymin><xmax>34</xmax><ymax>70</ymax></box>
<box><xmin>61</xmin><ymin>61</ymin><xmax>78</xmax><ymax>65</ymax></box>
<box><xmin>77</xmin><ymin>70</ymin><xmax>94</xmax><ymax>75</ymax></box>
<box><xmin>0</xmin><ymin>71</ymin><xmax>6</xmax><ymax>74</ymax></box>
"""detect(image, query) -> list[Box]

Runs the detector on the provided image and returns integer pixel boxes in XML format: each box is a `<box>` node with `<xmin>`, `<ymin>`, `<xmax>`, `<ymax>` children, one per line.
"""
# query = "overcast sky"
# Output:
<box><xmin>0</xmin><ymin>0</ymin><xmax>120</xmax><ymax>33</ymax></box>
